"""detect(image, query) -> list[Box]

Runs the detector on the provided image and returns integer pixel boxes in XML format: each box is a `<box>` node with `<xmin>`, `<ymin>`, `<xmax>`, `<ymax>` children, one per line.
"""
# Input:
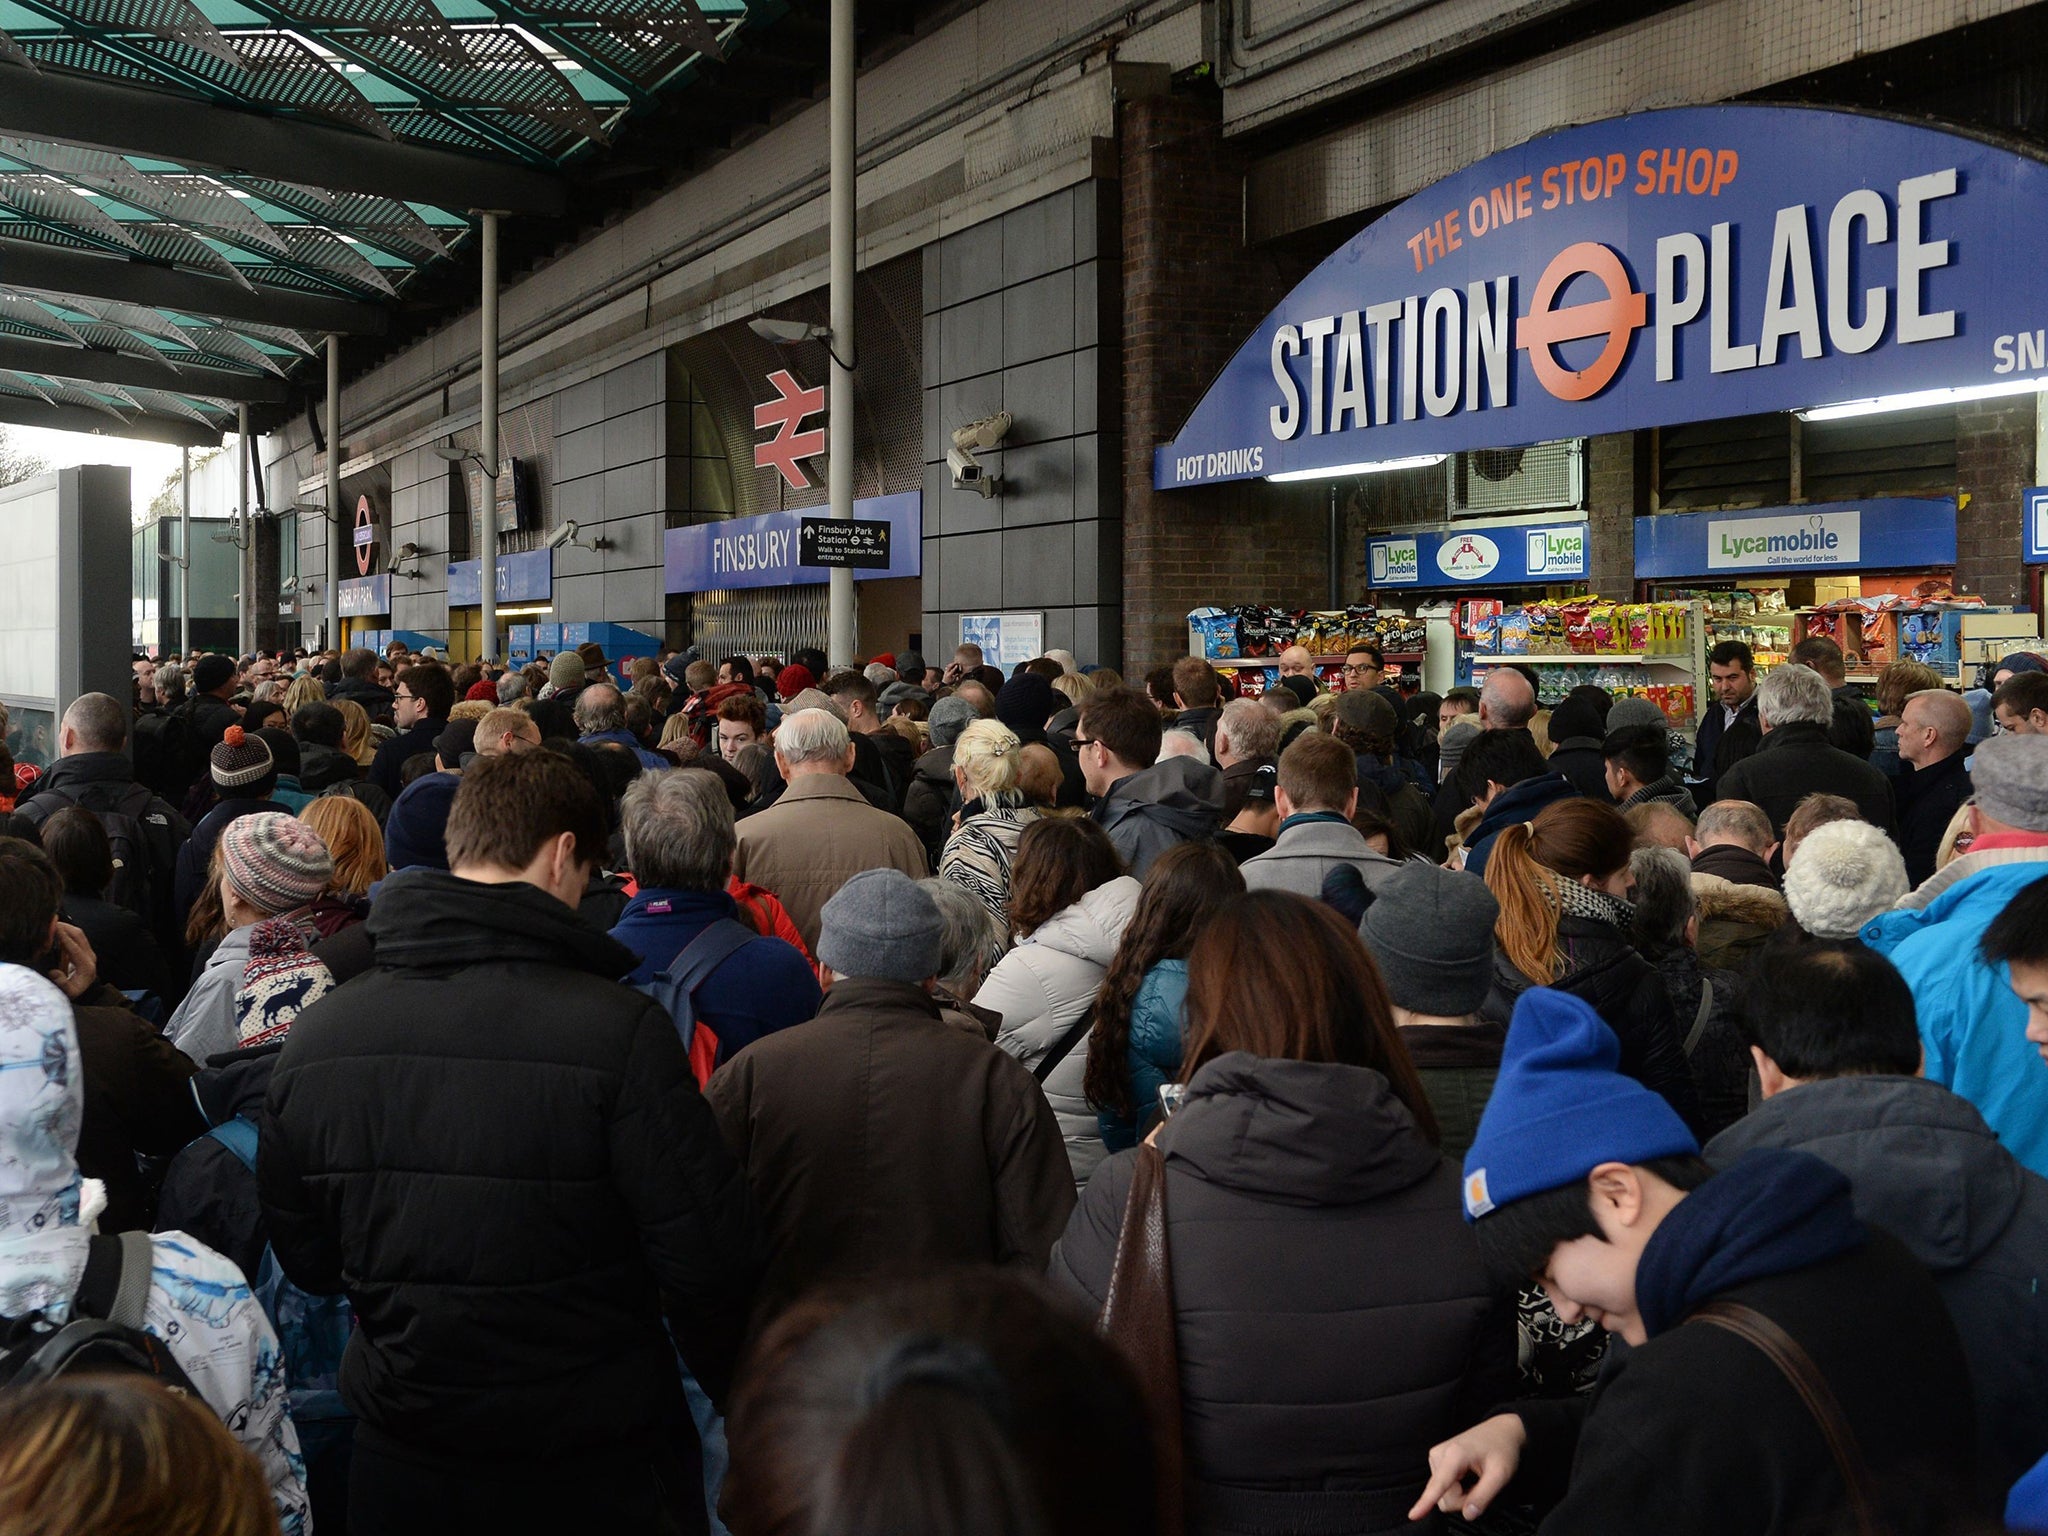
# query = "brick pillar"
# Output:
<box><xmin>1955</xmin><ymin>395</ymin><xmax>2034</xmax><ymax>604</ymax></box>
<box><xmin>1120</xmin><ymin>88</ymin><xmax>1322</xmax><ymax>672</ymax></box>
<box><xmin>1587</xmin><ymin>431</ymin><xmax>1648</xmax><ymax>599</ymax></box>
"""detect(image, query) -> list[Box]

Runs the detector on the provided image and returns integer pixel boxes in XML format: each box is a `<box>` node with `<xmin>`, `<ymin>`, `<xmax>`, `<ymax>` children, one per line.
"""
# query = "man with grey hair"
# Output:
<box><xmin>1716</xmin><ymin>665</ymin><xmax>1895</xmax><ymax>837</ymax></box>
<box><xmin>496</xmin><ymin>669</ymin><xmax>528</xmax><ymax>705</ymax></box>
<box><xmin>731</xmin><ymin>709</ymin><xmax>927</xmax><ymax>950</ymax></box>
<box><xmin>1476</xmin><ymin>667</ymin><xmax>1537</xmax><ymax>731</ymax></box>
<box><xmin>704</xmin><ymin>868</ymin><xmax>1072</xmax><ymax>1318</ymax></box>
<box><xmin>17</xmin><ymin>691</ymin><xmax>190</xmax><ymax>953</ymax></box>
<box><xmin>1685</xmin><ymin>799</ymin><xmax>1788</xmax><ymax>973</ymax></box>
<box><xmin>611</xmin><ymin>767</ymin><xmax>819</xmax><ymax>1074</ymax></box>
<box><xmin>575</xmin><ymin>682</ymin><xmax>665</xmax><ymax>771</ymax></box>
<box><xmin>1896</xmin><ymin>688</ymin><xmax>1976</xmax><ymax>885</ymax></box>
<box><xmin>1215</xmin><ymin>697</ymin><xmax>1282</xmax><ymax>769</ymax></box>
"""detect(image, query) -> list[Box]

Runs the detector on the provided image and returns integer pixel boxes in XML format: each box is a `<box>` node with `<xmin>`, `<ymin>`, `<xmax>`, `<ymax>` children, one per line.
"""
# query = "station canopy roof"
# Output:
<box><xmin>0</xmin><ymin>0</ymin><xmax>782</xmax><ymax>446</ymax></box>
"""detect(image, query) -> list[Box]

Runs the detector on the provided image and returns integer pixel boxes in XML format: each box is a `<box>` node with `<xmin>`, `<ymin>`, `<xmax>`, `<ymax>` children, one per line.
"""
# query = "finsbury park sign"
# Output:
<box><xmin>1156</xmin><ymin>106</ymin><xmax>2048</xmax><ymax>488</ymax></box>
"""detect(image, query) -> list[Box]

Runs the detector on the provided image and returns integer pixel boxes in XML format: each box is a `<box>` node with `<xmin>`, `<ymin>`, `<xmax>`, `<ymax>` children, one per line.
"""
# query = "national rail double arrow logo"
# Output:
<box><xmin>1516</xmin><ymin>241</ymin><xmax>1648</xmax><ymax>402</ymax></box>
<box><xmin>754</xmin><ymin>369</ymin><xmax>826</xmax><ymax>492</ymax></box>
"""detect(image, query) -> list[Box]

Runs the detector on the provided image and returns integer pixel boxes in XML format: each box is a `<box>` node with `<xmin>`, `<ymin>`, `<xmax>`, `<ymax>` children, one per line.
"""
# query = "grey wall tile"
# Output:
<box><xmin>554</xmin><ymin>571</ymin><xmax>606</xmax><ymax>622</ymax></box>
<box><xmin>1072</xmin><ymin>347</ymin><xmax>1098</xmax><ymax>436</ymax></box>
<box><xmin>1070</xmin><ymin>432</ymin><xmax>1100</xmax><ymax>522</ymax></box>
<box><xmin>1003</xmin><ymin>194</ymin><xmax>1074</xmax><ymax>288</ymax></box>
<box><xmin>936</xmin><ymin>218</ymin><xmax>1004</xmax><ymax>309</ymax></box>
<box><xmin>1074</xmin><ymin>182</ymin><xmax>1099</xmax><ymax>262</ymax></box>
<box><xmin>602</xmin><ymin>510</ymin><xmax>664</xmax><ymax>570</ymax></box>
<box><xmin>555</xmin><ymin>474</ymin><xmax>601</xmax><ymax>527</ymax></box>
<box><xmin>1001</xmin><ymin>355</ymin><xmax>1073</xmax><ymax>446</ymax></box>
<box><xmin>1003</xmin><ymin>522</ymin><xmax>1072</xmax><ymax>605</ymax></box>
<box><xmin>939</xmin><ymin>293</ymin><xmax>1003</xmax><ymax>382</ymax></box>
<box><xmin>603</xmin><ymin>462</ymin><xmax>658</xmax><ymax>521</ymax></box>
<box><xmin>557</xmin><ymin>377</ymin><xmax>606</xmax><ymax>434</ymax></box>
<box><xmin>938</xmin><ymin>531</ymin><xmax>1003</xmax><ymax>610</ymax></box>
<box><xmin>921</xmin><ymin>536</ymin><xmax>941</xmax><ymax>596</ymax></box>
<box><xmin>1043</xmin><ymin>607</ymin><xmax>1075</xmax><ymax>657</ymax></box>
<box><xmin>936</xmin><ymin>455</ymin><xmax>1003</xmax><ymax>535</ymax></box>
<box><xmin>1073</xmin><ymin>519</ymin><xmax>1104</xmax><ymax>605</ymax></box>
<box><xmin>557</xmin><ymin>424</ymin><xmax>603</xmax><ymax>483</ymax></box>
<box><xmin>1074</xmin><ymin>262</ymin><xmax>1099</xmax><ymax>348</ymax></box>
<box><xmin>604</xmin><ymin>354</ymin><xmax>663</xmax><ymax>417</ymax></box>
<box><xmin>604</xmin><ymin>405</ymin><xmax>661</xmax><ymax>469</ymax></box>
<box><xmin>1002</xmin><ymin>270</ymin><xmax>1074</xmax><ymax>367</ymax></box>
<box><xmin>604</xmin><ymin>567</ymin><xmax>660</xmax><ymax>629</ymax></box>
<box><xmin>1000</xmin><ymin>438</ymin><xmax>1072</xmax><ymax>528</ymax></box>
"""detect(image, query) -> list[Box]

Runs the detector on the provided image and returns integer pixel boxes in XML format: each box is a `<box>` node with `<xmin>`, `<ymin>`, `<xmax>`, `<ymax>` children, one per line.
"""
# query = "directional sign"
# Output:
<box><xmin>799</xmin><ymin>516</ymin><xmax>891</xmax><ymax>569</ymax></box>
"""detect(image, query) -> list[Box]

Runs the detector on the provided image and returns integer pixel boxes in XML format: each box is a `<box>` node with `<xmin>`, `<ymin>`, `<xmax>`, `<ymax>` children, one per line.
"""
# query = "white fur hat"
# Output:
<box><xmin>1782</xmin><ymin>819</ymin><xmax>1909</xmax><ymax>939</ymax></box>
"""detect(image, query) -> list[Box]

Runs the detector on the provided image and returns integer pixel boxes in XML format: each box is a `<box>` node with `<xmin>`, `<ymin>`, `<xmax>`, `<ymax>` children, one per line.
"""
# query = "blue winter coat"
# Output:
<box><xmin>1098</xmin><ymin>959</ymin><xmax>1189</xmax><ymax>1153</ymax></box>
<box><xmin>1463</xmin><ymin>773</ymin><xmax>1580</xmax><ymax>878</ymax></box>
<box><xmin>610</xmin><ymin>887</ymin><xmax>821</xmax><ymax>1070</ymax></box>
<box><xmin>1864</xmin><ymin>853</ymin><xmax>2048</xmax><ymax>1178</ymax></box>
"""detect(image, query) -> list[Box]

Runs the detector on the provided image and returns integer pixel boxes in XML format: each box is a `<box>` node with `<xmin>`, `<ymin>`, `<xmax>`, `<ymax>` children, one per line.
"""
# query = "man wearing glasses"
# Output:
<box><xmin>1341</xmin><ymin>644</ymin><xmax>1385</xmax><ymax>693</ymax></box>
<box><xmin>370</xmin><ymin>662</ymin><xmax>456</xmax><ymax>798</ymax></box>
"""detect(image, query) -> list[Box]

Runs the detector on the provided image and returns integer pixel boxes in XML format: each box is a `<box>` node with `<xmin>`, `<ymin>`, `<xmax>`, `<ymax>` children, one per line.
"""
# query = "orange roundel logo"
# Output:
<box><xmin>1516</xmin><ymin>242</ymin><xmax>1648</xmax><ymax>402</ymax></box>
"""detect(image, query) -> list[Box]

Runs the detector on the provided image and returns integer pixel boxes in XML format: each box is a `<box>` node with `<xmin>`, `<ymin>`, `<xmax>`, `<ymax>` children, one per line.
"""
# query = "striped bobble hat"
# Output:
<box><xmin>235</xmin><ymin>917</ymin><xmax>335</xmax><ymax>1047</ymax></box>
<box><xmin>220</xmin><ymin>812</ymin><xmax>332</xmax><ymax>917</ymax></box>
<box><xmin>210</xmin><ymin>725</ymin><xmax>274</xmax><ymax>790</ymax></box>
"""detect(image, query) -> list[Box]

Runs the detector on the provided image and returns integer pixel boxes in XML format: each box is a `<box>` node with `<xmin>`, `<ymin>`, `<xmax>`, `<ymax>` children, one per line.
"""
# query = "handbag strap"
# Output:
<box><xmin>1688</xmin><ymin>1301</ymin><xmax>1883</xmax><ymax>1536</ymax></box>
<box><xmin>1097</xmin><ymin>1142</ymin><xmax>1184</xmax><ymax>1535</ymax></box>
<box><xmin>1683</xmin><ymin>977</ymin><xmax>1715</xmax><ymax>1058</ymax></box>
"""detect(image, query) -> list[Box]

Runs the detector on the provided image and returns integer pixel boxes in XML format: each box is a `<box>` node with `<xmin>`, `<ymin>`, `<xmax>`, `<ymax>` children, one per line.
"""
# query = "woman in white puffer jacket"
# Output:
<box><xmin>973</xmin><ymin>817</ymin><xmax>1137</xmax><ymax>1189</ymax></box>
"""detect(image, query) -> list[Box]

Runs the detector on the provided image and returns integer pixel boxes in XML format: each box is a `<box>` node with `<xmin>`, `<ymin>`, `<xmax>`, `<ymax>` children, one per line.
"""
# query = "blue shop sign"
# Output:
<box><xmin>1634</xmin><ymin>498</ymin><xmax>1956</xmax><ymax>577</ymax></box>
<box><xmin>1368</xmin><ymin>520</ymin><xmax>1589</xmax><ymax>589</ymax></box>
<box><xmin>1159</xmin><ymin>106</ymin><xmax>2048</xmax><ymax>488</ymax></box>
<box><xmin>336</xmin><ymin>573</ymin><xmax>391</xmax><ymax>618</ymax></box>
<box><xmin>448</xmin><ymin>548</ymin><xmax>553</xmax><ymax>606</ymax></box>
<box><xmin>665</xmin><ymin>492</ymin><xmax>921</xmax><ymax>593</ymax></box>
<box><xmin>2026</xmin><ymin>487</ymin><xmax>2048</xmax><ymax>563</ymax></box>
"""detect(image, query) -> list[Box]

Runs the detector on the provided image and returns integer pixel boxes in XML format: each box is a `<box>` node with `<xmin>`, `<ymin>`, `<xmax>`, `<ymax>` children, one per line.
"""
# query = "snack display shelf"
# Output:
<box><xmin>1208</xmin><ymin>653</ymin><xmax>1425</xmax><ymax>668</ymax></box>
<box><xmin>1466</xmin><ymin>653</ymin><xmax>1688</xmax><ymax>666</ymax></box>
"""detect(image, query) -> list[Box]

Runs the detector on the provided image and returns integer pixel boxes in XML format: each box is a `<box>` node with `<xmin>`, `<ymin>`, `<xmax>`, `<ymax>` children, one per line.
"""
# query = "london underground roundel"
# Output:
<box><xmin>1157</xmin><ymin>105</ymin><xmax>2048</xmax><ymax>488</ymax></box>
<box><xmin>353</xmin><ymin>496</ymin><xmax>377</xmax><ymax>576</ymax></box>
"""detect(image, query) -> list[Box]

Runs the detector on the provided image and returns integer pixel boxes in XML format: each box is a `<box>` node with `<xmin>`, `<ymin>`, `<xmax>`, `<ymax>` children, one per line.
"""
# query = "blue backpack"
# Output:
<box><xmin>206</xmin><ymin>1117</ymin><xmax>354</xmax><ymax>1432</ymax></box>
<box><xmin>632</xmin><ymin>918</ymin><xmax>758</xmax><ymax>1087</ymax></box>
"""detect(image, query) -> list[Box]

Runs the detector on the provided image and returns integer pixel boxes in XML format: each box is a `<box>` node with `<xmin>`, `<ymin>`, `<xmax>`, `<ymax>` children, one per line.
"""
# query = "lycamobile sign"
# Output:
<box><xmin>1708</xmin><ymin>512</ymin><xmax>1860</xmax><ymax>569</ymax></box>
<box><xmin>1157</xmin><ymin>106</ymin><xmax>2048</xmax><ymax>488</ymax></box>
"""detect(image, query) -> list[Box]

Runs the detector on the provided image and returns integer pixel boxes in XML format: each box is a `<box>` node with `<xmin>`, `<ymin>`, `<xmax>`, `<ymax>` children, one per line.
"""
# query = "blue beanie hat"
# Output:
<box><xmin>1461</xmin><ymin>988</ymin><xmax>1698</xmax><ymax>1221</ymax></box>
<box><xmin>383</xmin><ymin>770</ymin><xmax>459</xmax><ymax>872</ymax></box>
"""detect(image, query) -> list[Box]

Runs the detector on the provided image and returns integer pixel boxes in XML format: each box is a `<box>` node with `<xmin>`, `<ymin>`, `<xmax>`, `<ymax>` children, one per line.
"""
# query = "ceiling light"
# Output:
<box><xmin>1266</xmin><ymin>453</ymin><xmax>1448</xmax><ymax>482</ymax></box>
<box><xmin>1796</xmin><ymin>377</ymin><xmax>2048</xmax><ymax>422</ymax></box>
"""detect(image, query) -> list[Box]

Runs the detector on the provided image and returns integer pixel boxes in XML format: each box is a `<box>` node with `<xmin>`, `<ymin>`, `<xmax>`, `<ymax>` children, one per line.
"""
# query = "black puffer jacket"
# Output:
<box><xmin>158</xmin><ymin>1041</ymin><xmax>281</xmax><ymax>1280</ymax></box>
<box><xmin>903</xmin><ymin>744</ymin><xmax>958</xmax><ymax>869</ymax></box>
<box><xmin>1051</xmin><ymin>1053</ymin><xmax>1516</xmax><ymax>1535</ymax></box>
<box><xmin>1645</xmin><ymin>945</ymin><xmax>1750</xmax><ymax>1138</ymax></box>
<box><xmin>1484</xmin><ymin>914</ymin><xmax>1702</xmax><ymax>1133</ymax></box>
<box><xmin>259</xmin><ymin>869</ymin><xmax>760</xmax><ymax>1471</ymax></box>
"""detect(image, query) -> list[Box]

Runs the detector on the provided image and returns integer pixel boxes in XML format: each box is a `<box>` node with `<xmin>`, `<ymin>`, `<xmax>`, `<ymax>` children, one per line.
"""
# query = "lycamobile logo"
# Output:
<box><xmin>1718</xmin><ymin>527</ymin><xmax>1839</xmax><ymax>559</ymax></box>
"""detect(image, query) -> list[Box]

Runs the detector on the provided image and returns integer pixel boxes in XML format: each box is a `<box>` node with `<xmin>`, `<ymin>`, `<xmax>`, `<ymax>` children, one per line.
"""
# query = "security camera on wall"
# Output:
<box><xmin>543</xmin><ymin>521</ymin><xmax>579</xmax><ymax>551</ymax></box>
<box><xmin>947</xmin><ymin>412</ymin><xmax>1012</xmax><ymax>499</ymax></box>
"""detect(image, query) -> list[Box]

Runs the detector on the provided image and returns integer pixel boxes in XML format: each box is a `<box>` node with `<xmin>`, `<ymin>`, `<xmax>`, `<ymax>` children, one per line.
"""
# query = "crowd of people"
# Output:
<box><xmin>1</xmin><ymin>628</ymin><xmax>2047</xmax><ymax>1536</ymax></box>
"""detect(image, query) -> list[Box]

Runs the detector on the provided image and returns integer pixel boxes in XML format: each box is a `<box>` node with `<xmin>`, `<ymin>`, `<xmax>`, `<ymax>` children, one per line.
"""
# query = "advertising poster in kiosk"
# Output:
<box><xmin>1157</xmin><ymin>105</ymin><xmax>2048</xmax><ymax>487</ymax></box>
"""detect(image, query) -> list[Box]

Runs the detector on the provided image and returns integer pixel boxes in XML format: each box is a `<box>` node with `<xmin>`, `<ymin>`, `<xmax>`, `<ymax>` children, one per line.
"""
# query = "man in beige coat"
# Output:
<box><xmin>731</xmin><ymin>708</ymin><xmax>927</xmax><ymax>950</ymax></box>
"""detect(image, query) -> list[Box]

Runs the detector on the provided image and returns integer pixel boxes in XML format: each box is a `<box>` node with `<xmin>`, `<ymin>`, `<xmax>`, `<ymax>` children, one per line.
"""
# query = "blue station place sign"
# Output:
<box><xmin>448</xmin><ymin>548</ymin><xmax>553</xmax><ymax>606</ymax></box>
<box><xmin>2026</xmin><ymin>487</ymin><xmax>2048</xmax><ymax>564</ymax></box>
<box><xmin>1634</xmin><ymin>498</ymin><xmax>1956</xmax><ymax>578</ymax></box>
<box><xmin>1158</xmin><ymin>106</ymin><xmax>2048</xmax><ymax>488</ymax></box>
<box><xmin>1369</xmin><ymin>520</ymin><xmax>1589</xmax><ymax>589</ymax></box>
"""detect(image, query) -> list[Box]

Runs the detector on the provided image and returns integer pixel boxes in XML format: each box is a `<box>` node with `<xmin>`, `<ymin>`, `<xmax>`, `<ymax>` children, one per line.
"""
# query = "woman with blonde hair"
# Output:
<box><xmin>280</xmin><ymin>673</ymin><xmax>325</xmax><ymax>718</ymax></box>
<box><xmin>1050</xmin><ymin>671</ymin><xmax>1095</xmax><ymax>711</ymax></box>
<box><xmin>297</xmin><ymin>794</ymin><xmax>386</xmax><ymax>907</ymax></box>
<box><xmin>940</xmin><ymin>718</ymin><xmax>1043</xmax><ymax>931</ymax></box>
<box><xmin>332</xmin><ymin>696</ymin><xmax>376</xmax><ymax>768</ymax></box>
<box><xmin>1482</xmin><ymin>797</ymin><xmax>1700</xmax><ymax>1128</ymax></box>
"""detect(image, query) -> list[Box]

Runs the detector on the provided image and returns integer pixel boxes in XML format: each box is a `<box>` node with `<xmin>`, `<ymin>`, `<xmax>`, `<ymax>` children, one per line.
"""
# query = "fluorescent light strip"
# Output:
<box><xmin>1267</xmin><ymin>453</ymin><xmax>1447</xmax><ymax>483</ymax></box>
<box><xmin>1796</xmin><ymin>376</ymin><xmax>2048</xmax><ymax>422</ymax></box>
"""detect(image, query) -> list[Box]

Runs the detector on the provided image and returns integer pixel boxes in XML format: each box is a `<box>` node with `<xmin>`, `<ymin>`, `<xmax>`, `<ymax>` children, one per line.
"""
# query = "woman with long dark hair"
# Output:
<box><xmin>1053</xmin><ymin>891</ymin><xmax>1513</xmax><ymax>1535</ymax></box>
<box><xmin>1083</xmin><ymin>841</ymin><xmax>1244</xmax><ymax>1152</ymax></box>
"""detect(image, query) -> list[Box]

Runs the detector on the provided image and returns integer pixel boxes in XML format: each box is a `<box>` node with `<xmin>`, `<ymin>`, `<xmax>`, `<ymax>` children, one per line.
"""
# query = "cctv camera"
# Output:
<box><xmin>398</xmin><ymin>542</ymin><xmax>421</xmax><ymax>559</ymax></box>
<box><xmin>951</xmin><ymin>411</ymin><xmax>1013</xmax><ymax>454</ymax></box>
<box><xmin>543</xmin><ymin>521</ymin><xmax>578</xmax><ymax>552</ymax></box>
<box><xmin>947</xmin><ymin>446</ymin><xmax>998</xmax><ymax>500</ymax></box>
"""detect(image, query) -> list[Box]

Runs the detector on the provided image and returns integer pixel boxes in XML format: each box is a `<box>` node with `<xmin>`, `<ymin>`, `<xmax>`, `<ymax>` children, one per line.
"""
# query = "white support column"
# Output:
<box><xmin>326</xmin><ymin>335</ymin><xmax>343</xmax><ymax>651</ymax></box>
<box><xmin>178</xmin><ymin>445</ymin><xmax>191</xmax><ymax>657</ymax></box>
<box><xmin>237</xmin><ymin>404</ymin><xmax>252</xmax><ymax>656</ymax></box>
<box><xmin>479</xmin><ymin>210</ymin><xmax>501</xmax><ymax>666</ymax></box>
<box><xmin>827</xmin><ymin>0</ymin><xmax>857</xmax><ymax>666</ymax></box>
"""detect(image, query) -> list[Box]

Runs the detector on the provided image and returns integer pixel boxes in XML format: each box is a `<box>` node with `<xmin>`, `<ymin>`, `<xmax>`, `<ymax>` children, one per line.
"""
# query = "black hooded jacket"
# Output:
<box><xmin>259</xmin><ymin>868</ymin><xmax>761</xmax><ymax>1471</ymax></box>
<box><xmin>157</xmin><ymin>1041</ymin><xmax>282</xmax><ymax>1280</ymax></box>
<box><xmin>1053</xmin><ymin>1053</ymin><xmax>1515</xmax><ymax>1534</ymax></box>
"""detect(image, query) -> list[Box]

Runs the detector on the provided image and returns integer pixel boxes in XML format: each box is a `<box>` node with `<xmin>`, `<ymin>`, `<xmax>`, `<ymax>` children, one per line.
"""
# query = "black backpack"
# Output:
<box><xmin>23</xmin><ymin>784</ymin><xmax>165</xmax><ymax>923</ymax></box>
<box><xmin>132</xmin><ymin>708</ymin><xmax>194</xmax><ymax>803</ymax></box>
<box><xmin>0</xmin><ymin>1231</ymin><xmax>198</xmax><ymax>1395</ymax></box>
